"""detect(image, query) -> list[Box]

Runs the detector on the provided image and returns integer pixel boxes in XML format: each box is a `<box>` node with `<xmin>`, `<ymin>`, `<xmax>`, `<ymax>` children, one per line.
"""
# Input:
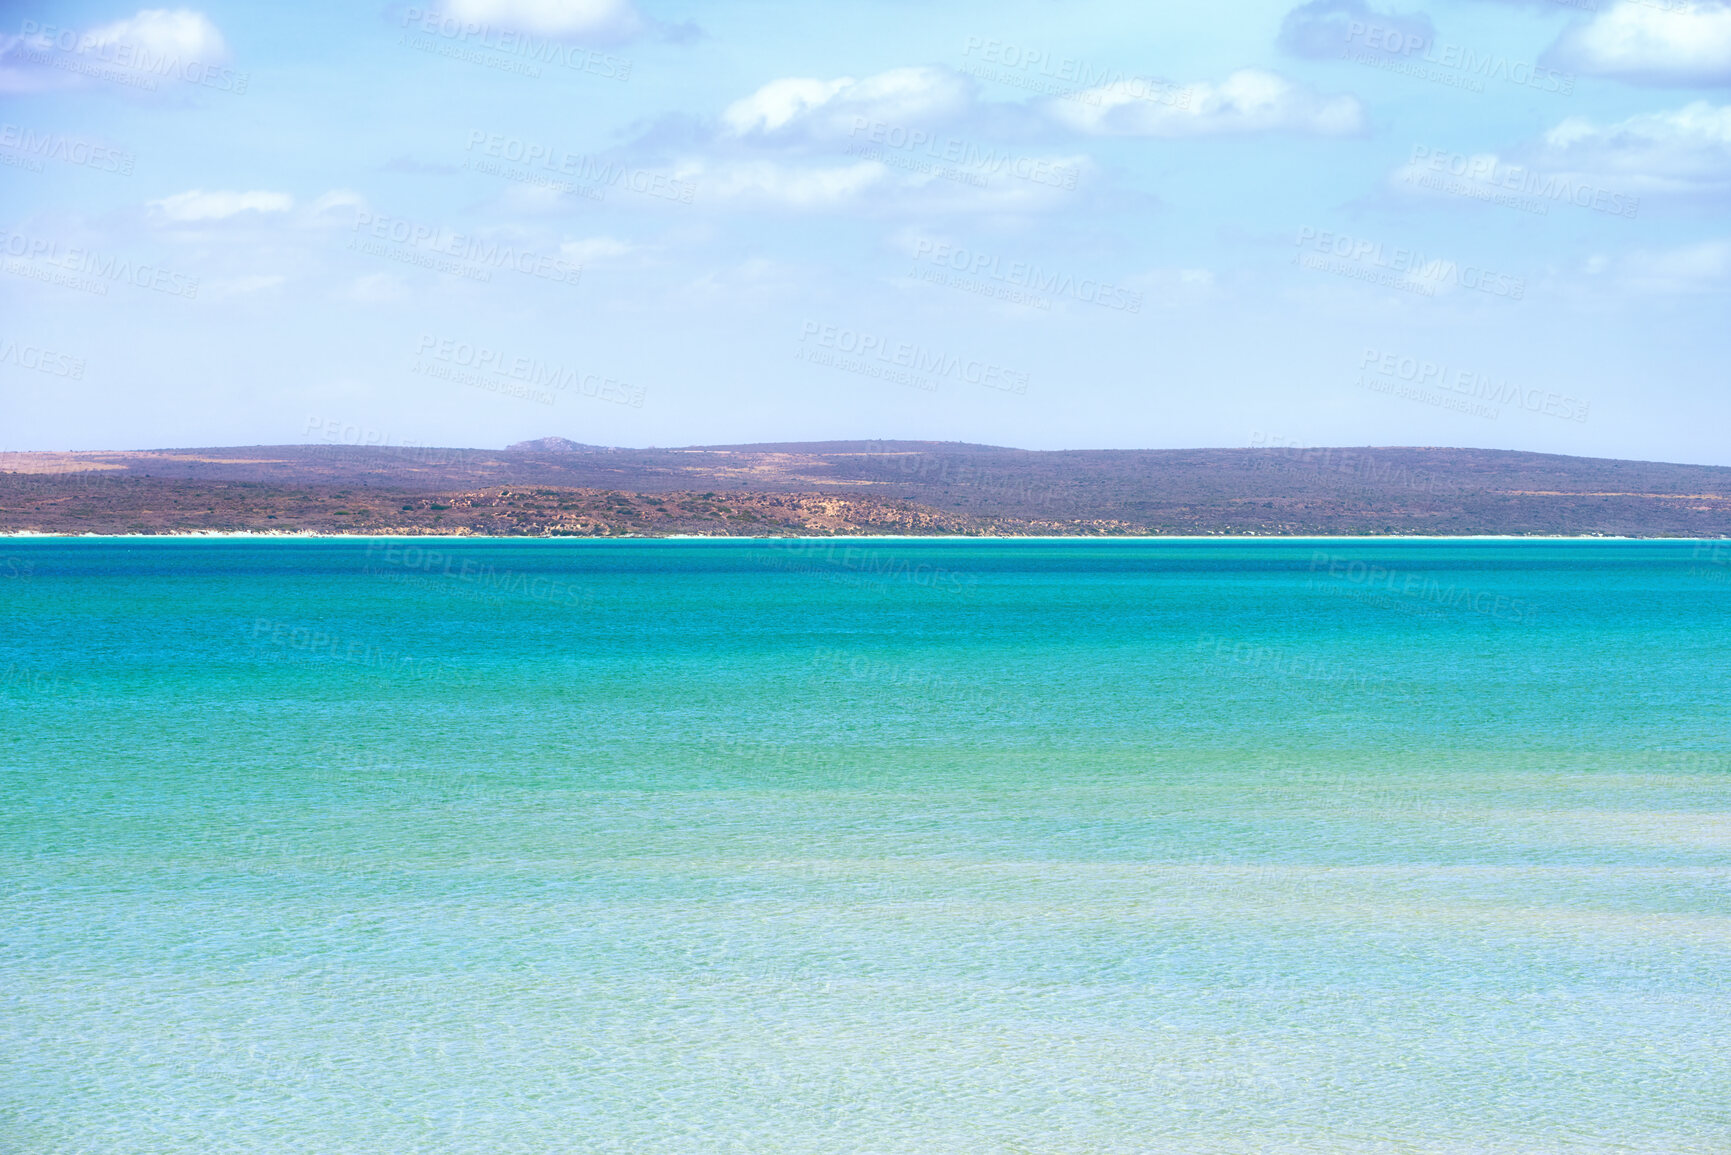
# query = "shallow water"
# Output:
<box><xmin>3</xmin><ymin>538</ymin><xmax>1728</xmax><ymax>1153</ymax></box>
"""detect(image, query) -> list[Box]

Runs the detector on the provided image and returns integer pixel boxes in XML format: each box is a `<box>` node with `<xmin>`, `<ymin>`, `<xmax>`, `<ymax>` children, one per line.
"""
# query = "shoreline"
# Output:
<box><xmin>1</xmin><ymin>531</ymin><xmax>1718</xmax><ymax>542</ymax></box>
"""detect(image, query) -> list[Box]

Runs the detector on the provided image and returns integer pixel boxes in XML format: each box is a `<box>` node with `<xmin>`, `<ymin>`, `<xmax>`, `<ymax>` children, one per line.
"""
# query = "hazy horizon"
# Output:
<box><xmin>11</xmin><ymin>437</ymin><xmax>1731</xmax><ymax>474</ymax></box>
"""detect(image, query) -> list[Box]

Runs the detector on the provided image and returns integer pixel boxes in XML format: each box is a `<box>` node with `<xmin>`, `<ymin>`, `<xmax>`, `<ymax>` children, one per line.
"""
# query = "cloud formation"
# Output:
<box><xmin>84</xmin><ymin>8</ymin><xmax>228</xmax><ymax>61</ymax></box>
<box><xmin>646</xmin><ymin>62</ymin><xmax>1364</xmax><ymax>215</ymax></box>
<box><xmin>1386</xmin><ymin>101</ymin><xmax>1731</xmax><ymax>220</ymax></box>
<box><xmin>1590</xmin><ymin>239</ymin><xmax>1731</xmax><ymax>292</ymax></box>
<box><xmin>680</xmin><ymin>160</ymin><xmax>888</xmax><ymax>209</ymax></box>
<box><xmin>1052</xmin><ymin>69</ymin><xmax>1364</xmax><ymax>137</ymax></box>
<box><xmin>669</xmin><ymin>67</ymin><xmax>1077</xmax><ymax>212</ymax></box>
<box><xmin>1279</xmin><ymin>0</ymin><xmax>1434</xmax><ymax>60</ymax></box>
<box><xmin>1550</xmin><ymin>1</ymin><xmax>1731</xmax><ymax>85</ymax></box>
<box><xmin>721</xmin><ymin>68</ymin><xmax>973</xmax><ymax>139</ymax></box>
<box><xmin>0</xmin><ymin>7</ymin><xmax>236</xmax><ymax>95</ymax></box>
<box><xmin>1543</xmin><ymin>102</ymin><xmax>1731</xmax><ymax>194</ymax></box>
<box><xmin>441</xmin><ymin>0</ymin><xmax>645</xmax><ymax>43</ymax></box>
<box><xmin>149</xmin><ymin>189</ymin><xmax>295</xmax><ymax>222</ymax></box>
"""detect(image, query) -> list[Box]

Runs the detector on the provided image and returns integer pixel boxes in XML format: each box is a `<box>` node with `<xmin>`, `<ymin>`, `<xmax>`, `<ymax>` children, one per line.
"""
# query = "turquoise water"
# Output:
<box><xmin>3</xmin><ymin>538</ymin><xmax>1728</xmax><ymax>1154</ymax></box>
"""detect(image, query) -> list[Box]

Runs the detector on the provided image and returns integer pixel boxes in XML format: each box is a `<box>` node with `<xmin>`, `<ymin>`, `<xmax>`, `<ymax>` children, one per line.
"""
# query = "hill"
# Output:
<box><xmin>2</xmin><ymin>441</ymin><xmax>1728</xmax><ymax>536</ymax></box>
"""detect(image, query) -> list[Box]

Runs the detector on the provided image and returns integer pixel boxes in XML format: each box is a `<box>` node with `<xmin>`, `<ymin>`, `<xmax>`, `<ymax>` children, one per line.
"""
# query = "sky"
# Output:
<box><xmin>0</xmin><ymin>0</ymin><xmax>1727</xmax><ymax>463</ymax></box>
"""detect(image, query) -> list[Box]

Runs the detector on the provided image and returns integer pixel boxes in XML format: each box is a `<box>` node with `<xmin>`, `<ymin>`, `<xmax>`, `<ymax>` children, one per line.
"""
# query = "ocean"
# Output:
<box><xmin>3</xmin><ymin>538</ymin><xmax>1728</xmax><ymax>1153</ymax></box>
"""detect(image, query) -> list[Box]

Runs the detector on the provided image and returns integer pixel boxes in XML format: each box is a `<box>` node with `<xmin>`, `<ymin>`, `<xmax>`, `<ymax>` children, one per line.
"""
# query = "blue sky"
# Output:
<box><xmin>1</xmin><ymin>0</ymin><xmax>1728</xmax><ymax>462</ymax></box>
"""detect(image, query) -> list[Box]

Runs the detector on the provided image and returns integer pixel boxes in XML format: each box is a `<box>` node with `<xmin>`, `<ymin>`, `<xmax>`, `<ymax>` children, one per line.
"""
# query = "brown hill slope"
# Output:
<box><xmin>2</xmin><ymin>442</ymin><xmax>1728</xmax><ymax>536</ymax></box>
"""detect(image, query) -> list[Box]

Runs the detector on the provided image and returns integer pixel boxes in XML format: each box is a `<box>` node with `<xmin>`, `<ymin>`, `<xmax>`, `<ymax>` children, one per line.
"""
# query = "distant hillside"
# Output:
<box><xmin>504</xmin><ymin>437</ymin><xmax>614</xmax><ymax>453</ymax></box>
<box><xmin>2</xmin><ymin>441</ymin><xmax>1728</xmax><ymax>536</ymax></box>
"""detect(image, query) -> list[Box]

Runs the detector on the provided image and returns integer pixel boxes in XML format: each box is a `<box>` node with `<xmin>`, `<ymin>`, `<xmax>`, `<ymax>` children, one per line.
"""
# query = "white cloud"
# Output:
<box><xmin>724</xmin><ymin>77</ymin><xmax>855</xmax><ymax>135</ymax></box>
<box><xmin>695</xmin><ymin>64</ymin><xmax>1357</xmax><ymax>220</ymax></box>
<box><xmin>721</xmin><ymin>68</ymin><xmax>972</xmax><ymax>139</ymax></box>
<box><xmin>678</xmin><ymin>64</ymin><xmax>1350</xmax><ymax>218</ymax></box>
<box><xmin>833</xmin><ymin>67</ymin><xmax>974</xmax><ymax>126</ymax></box>
<box><xmin>685</xmin><ymin>160</ymin><xmax>887</xmax><ymax>209</ymax></box>
<box><xmin>442</xmin><ymin>0</ymin><xmax>642</xmax><ymax>42</ymax></box>
<box><xmin>84</xmin><ymin>7</ymin><xmax>229</xmax><ymax>62</ymax></box>
<box><xmin>149</xmin><ymin>189</ymin><xmax>295</xmax><ymax>221</ymax></box>
<box><xmin>1551</xmin><ymin>1</ymin><xmax>1731</xmax><ymax>85</ymax></box>
<box><xmin>663</xmin><ymin>66</ymin><xmax>1118</xmax><ymax>216</ymax></box>
<box><xmin>308</xmin><ymin>189</ymin><xmax>367</xmax><ymax>218</ymax></box>
<box><xmin>1597</xmin><ymin>239</ymin><xmax>1731</xmax><ymax>292</ymax></box>
<box><xmin>1387</xmin><ymin>103</ymin><xmax>1731</xmax><ymax>217</ymax></box>
<box><xmin>1279</xmin><ymin>0</ymin><xmax>1433</xmax><ymax>61</ymax></box>
<box><xmin>1052</xmin><ymin>69</ymin><xmax>1364</xmax><ymax>137</ymax></box>
<box><xmin>0</xmin><ymin>7</ymin><xmax>230</xmax><ymax>94</ymax></box>
<box><xmin>681</xmin><ymin>147</ymin><xmax>1089</xmax><ymax>214</ymax></box>
<box><xmin>1541</xmin><ymin>102</ymin><xmax>1731</xmax><ymax>194</ymax></box>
